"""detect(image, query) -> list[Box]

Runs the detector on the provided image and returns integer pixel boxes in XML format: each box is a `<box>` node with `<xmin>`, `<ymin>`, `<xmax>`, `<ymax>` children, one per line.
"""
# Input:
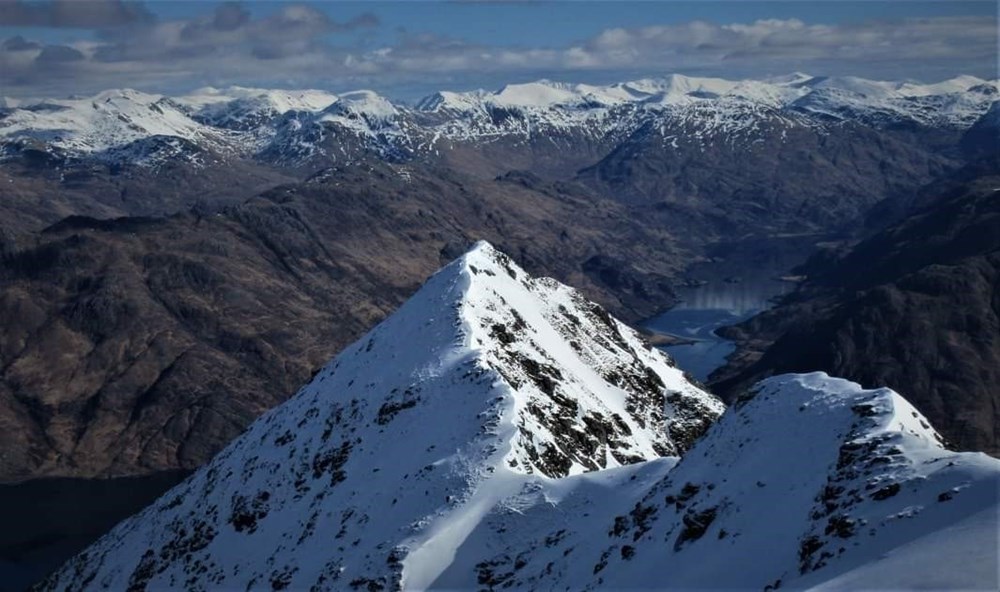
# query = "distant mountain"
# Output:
<box><xmin>38</xmin><ymin>246</ymin><xmax>999</xmax><ymax>590</ymax></box>
<box><xmin>2</xmin><ymin>74</ymin><xmax>994</xmax><ymax>169</ymax></box>
<box><xmin>713</xmin><ymin>165</ymin><xmax>1000</xmax><ymax>455</ymax></box>
<box><xmin>2</xmin><ymin>73</ymin><xmax>990</xmax><ymax>247</ymax></box>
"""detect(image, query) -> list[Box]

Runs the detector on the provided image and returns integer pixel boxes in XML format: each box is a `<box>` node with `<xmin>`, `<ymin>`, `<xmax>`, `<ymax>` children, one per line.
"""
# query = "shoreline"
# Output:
<box><xmin>639</xmin><ymin>327</ymin><xmax>698</xmax><ymax>347</ymax></box>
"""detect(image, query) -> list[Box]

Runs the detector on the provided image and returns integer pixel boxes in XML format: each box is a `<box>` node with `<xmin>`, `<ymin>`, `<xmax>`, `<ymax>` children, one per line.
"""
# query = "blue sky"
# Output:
<box><xmin>13</xmin><ymin>1</ymin><xmax>995</xmax><ymax>48</ymax></box>
<box><xmin>1</xmin><ymin>1</ymin><xmax>996</xmax><ymax>98</ymax></box>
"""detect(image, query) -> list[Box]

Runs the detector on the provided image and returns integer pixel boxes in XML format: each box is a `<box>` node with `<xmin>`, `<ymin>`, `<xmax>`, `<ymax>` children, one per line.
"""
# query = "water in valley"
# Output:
<box><xmin>644</xmin><ymin>278</ymin><xmax>794</xmax><ymax>382</ymax></box>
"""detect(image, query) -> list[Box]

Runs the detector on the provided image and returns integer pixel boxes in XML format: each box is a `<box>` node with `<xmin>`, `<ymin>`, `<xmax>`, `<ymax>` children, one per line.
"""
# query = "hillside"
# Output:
<box><xmin>713</xmin><ymin>165</ymin><xmax>1000</xmax><ymax>455</ymax></box>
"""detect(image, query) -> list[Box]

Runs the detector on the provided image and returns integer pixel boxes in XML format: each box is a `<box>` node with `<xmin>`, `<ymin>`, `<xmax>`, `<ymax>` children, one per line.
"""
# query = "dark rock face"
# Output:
<box><xmin>959</xmin><ymin>101</ymin><xmax>1000</xmax><ymax>160</ymax></box>
<box><xmin>0</xmin><ymin>161</ymin><xmax>688</xmax><ymax>483</ymax></box>
<box><xmin>0</xmin><ymin>155</ymin><xmax>295</xmax><ymax>238</ymax></box>
<box><xmin>578</xmin><ymin>116</ymin><xmax>957</xmax><ymax>241</ymax></box>
<box><xmin>713</xmin><ymin>166</ymin><xmax>1000</xmax><ymax>455</ymax></box>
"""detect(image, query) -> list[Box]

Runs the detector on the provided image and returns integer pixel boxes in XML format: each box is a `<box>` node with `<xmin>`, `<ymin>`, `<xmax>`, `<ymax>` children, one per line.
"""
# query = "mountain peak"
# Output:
<box><xmin>397</xmin><ymin>239</ymin><xmax>723</xmax><ymax>473</ymax></box>
<box><xmin>461</xmin><ymin>238</ymin><xmax>500</xmax><ymax>261</ymax></box>
<box><xmin>491</xmin><ymin>81</ymin><xmax>583</xmax><ymax>108</ymax></box>
<box><xmin>40</xmin><ymin>244</ymin><xmax>721</xmax><ymax>591</ymax></box>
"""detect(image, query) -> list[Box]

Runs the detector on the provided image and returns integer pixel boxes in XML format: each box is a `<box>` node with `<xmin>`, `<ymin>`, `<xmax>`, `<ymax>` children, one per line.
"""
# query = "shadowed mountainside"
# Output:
<box><xmin>0</xmin><ymin>162</ymin><xmax>689</xmax><ymax>483</ymax></box>
<box><xmin>713</xmin><ymin>162</ymin><xmax>1000</xmax><ymax>454</ymax></box>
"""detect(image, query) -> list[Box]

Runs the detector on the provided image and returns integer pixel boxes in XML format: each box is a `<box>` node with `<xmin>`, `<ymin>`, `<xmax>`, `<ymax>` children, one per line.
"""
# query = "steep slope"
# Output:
<box><xmin>713</xmin><ymin>169</ymin><xmax>1000</xmax><ymax>454</ymax></box>
<box><xmin>431</xmin><ymin>373</ymin><xmax>997</xmax><ymax>590</ymax></box>
<box><xmin>581</xmin><ymin>372</ymin><xmax>998</xmax><ymax>590</ymax></box>
<box><xmin>577</xmin><ymin>110</ymin><xmax>954</xmax><ymax>238</ymax></box>
<box><xmin>39</xmin><ymin>242</ymin><xmax>722</xmax><ymax>591</ymax></box>
<box><xmin>39</xmin><ymin>367</ymin><xmax>998</xmax><ymax>589</ymax></box>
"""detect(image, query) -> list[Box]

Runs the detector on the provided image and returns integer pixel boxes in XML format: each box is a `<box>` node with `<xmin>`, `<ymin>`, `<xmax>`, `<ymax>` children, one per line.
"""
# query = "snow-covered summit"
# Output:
<box><xmin>176</xmin><ymin>86</ymin><xmax>339</xmax><ymax>114</ymax></box>
<box><xmin>0</xmin><ymin>88</ymin><xmax>217</xmax><ymax>155</ymax></box>
<box><xmin>318</xmin><ymin>90</ymin><xmax>400</xmax><ymax>128</ymax></box>
<box><xmin>491</xmin><ymin>81</ymin><xmax>585</xmax><ymax>108</ymax></box>
<box><xmin>573</xmin><ymin>372</ymin><xmax>999</xmax><ymax>589</ymax></box>
<box><xmin>178</xmin><ymin>88</ymin><xmax>339</xmax><ymax>132</ymax></box>
<box><xmin>39</xmin><ymin>241</ymin><xmax>721</xmax><ymax>591</ymax></box>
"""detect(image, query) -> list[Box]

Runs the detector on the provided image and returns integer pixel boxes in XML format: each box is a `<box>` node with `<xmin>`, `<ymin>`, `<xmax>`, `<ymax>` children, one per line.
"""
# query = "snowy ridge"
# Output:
<box><xmin>39</xmin><ymin>242</ymin><xmax>721</xmax><ymax>591</ymax></box>
<box><xmin>1</xmin><ymin>73</ymin><xmax>995</xmax><ymax>166</ymax></box>
<box><xmin>177</xmin><ymin>86</ymin><xmax>339</xmax><ymax>116</ymax></box>
<box><xmin>38</xmin><ymin>247</ymin><xmax>999</xmax><ymax>590</ymax></box>
<box><xmin>421</xmin><ymin>373</ymin><xmax>1000</xmax><ymax>590</ymax></box>
<box><xmin>792</xmin><ymin>82</ymin><xmax>1000</xmax><ymax>129</ymax></box>
<box><xmin>577</xmin><ymin>373</ymin><xmax>999</xmax><ymax>590</ymax></box>
<box><xmin>0</xmin><ymin>89</ymin><xmax>227</xmax><ymax>159</ymax></box>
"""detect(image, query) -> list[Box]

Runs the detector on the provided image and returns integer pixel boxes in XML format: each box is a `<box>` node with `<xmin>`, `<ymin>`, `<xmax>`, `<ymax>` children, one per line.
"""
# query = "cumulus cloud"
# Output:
<box><xmin>342</xmin><ymin>16</ymin><xmax>996</xmax><ymax>84</ymax></box>
<box><xmin>2</xmin><ymin>36</ymin><xmax>41</xmax><ymax>52</ymax></box>
<box><xmin>0</xmin><ymin>3</ymin><xmax>994</xmax><ymax>99</ymax></box>
<box><xmin>35</xmin><ymin>44</ymin><xmax>85</xmax><ymax>63</ymax></box>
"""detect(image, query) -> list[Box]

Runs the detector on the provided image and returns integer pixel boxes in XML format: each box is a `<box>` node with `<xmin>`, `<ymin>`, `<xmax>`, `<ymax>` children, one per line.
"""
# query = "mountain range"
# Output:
<box><xmin>3</xmin><ymin>73</ymin><xmax>995</xmax><ymax>165</ymax></box>
<box><xmin>2</xmin><ymin>73</ymin><xmax>994</xmax><ymax>241</ymax></box>
<box><xmin>37</xmin><ymin>243</ymin><xmax>1000</xmax><ymax>591</ymax></box>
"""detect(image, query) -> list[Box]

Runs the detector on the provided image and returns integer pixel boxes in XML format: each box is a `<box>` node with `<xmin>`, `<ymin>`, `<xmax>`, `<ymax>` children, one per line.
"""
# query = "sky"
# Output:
<box><xmin>0</xmin><ymin>1</ymin><xmax>996</xmax><ymax>100</ymax></box>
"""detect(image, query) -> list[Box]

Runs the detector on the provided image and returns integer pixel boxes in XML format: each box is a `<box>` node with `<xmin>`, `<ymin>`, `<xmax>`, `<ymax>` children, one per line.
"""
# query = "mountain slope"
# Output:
<box><xmin>424</xmin><ymin>372</ymin><xmax>998</xmax><ymax>590</ymax></box>
<box><xmin>576</xmin><ymin>112</ymin><xmax>950</xmax><ymax>237</ymax></box>
<box><xmin>38</xmin><ymin>242</ymin><xmax>722</xmax><ymax>591</ymax></box>
<box><xmin>713</xmin><ymin>167</ymin><xmax>1000</xmax><ymax>454</ymax></box>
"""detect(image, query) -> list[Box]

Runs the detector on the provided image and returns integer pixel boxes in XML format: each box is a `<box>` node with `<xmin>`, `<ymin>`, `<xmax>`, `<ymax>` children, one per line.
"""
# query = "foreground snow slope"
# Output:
<box><xmin>38</xmin><ymin>246</ymin><xmax>998</xmax><ymax>591</ymax></box>
<box><xmin>545</xmin><ymin>372</ymin><xmax>999</xmax><ymax>590</ymax></box>
<box><xmin>39</xmin><ymin>241</ymin><xmax>721</xmax><ymax>591</ymax></box>
<box><xmin>403</xmin><ymin>372</ymin><xmax>999</xmax><ymax>590</ymax></box>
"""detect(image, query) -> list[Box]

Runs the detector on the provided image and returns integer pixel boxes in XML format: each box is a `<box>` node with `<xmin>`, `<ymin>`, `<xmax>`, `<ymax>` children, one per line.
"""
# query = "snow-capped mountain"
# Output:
<box><xmin>0</xmin><ymin>89</ymin><xmax>232</xmax><ymax>165</ymax></box>
<box><xmin>38</xmin><ymin>244</ymin><xmax>998</xmax><ymax>591</ymax></box>
<box><xmin>177</xmin><ymin>86</ymin><xmax>340</xmax><ymax>127</ymax></box>
<box><xmin>791</xmin><ymin>78</ymin><xmax>999</xmax><ymax>129</ymax></box>
<box><xmin>1</xmin><ymin>73</ymin><xmax>995</xmax><ymax>168</ymax></box>
<box><xmin>38</xmin><ymin>242</ymin><xmax>722</xmax><ymax>591</ymax></box>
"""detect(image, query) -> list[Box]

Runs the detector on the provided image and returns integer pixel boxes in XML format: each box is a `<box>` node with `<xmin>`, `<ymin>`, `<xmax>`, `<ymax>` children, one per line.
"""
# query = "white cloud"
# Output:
<box><xmin>1</xmin><ymin>12</ymin><xmax>995</xmax><ymax>99</ymax></box>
